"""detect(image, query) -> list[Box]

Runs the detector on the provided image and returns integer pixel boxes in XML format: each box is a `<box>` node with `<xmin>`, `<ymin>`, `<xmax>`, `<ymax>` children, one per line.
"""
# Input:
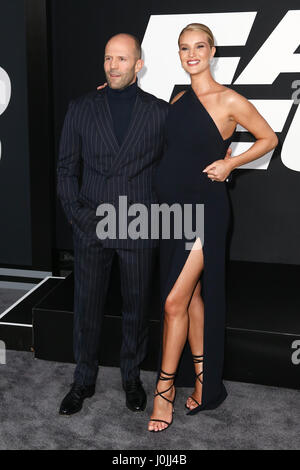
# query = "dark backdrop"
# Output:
<box><xmin>50</xmin><ymin>0</ymin><xmax>300</xmax><ymax>266</ymax></box>
<box><xmin>0</xmin><ymin>0</ymin><xmax>55</xmax><ymax>271</ymax></box>
<box><xmin>0</xmin><ymin>1</ymin><xmax>31</xmax><ymax>265</ymax></box>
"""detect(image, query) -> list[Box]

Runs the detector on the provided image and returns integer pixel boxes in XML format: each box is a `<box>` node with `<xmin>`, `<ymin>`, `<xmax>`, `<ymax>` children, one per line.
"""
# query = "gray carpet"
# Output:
<box><xmin>0</xmin><ymin>289</ymin><xmax>299</xmax><ymax>450</ymax></box>
<box><xmin>0</xmin><ymin>350</ymin><xmax>299</xmax><ymax>450</ymax></box>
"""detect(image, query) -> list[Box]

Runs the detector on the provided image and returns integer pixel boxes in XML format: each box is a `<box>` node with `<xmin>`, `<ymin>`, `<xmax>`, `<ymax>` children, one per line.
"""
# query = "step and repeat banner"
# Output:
<box><xmin>0</xmin><ymin>1</ymin><xmax>299</xmax><ymax>267</ymax></box>
<box><xmin>0</xmin><ymin>0</ymin><xmax>54</xmax><ymax>270</ymax></box>
<box><xmin>52</xmin><ymin>0</ymin><xmax>300</xmax><ymax>266</ymax></box>
<box><xmin>0</xmin><ymin>0</ymin><xmax>32</xmax><ymax>266</ymax></box>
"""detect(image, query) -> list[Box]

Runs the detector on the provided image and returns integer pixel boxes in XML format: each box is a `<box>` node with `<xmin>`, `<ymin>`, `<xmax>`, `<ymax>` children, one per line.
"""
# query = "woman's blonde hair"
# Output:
<box><xmin>178</xmin><ymin>23</ymin><xmax>215</xmax><ymax>48</ymax></box>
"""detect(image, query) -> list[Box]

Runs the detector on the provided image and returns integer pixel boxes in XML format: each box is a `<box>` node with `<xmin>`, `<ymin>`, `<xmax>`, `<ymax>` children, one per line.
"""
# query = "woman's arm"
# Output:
<box><xmin>204</xmin><ymin>90</ymin><xmax>278</xmax><ymax>181</ymax></box>
<box><xmin>226</xmin><ymin>91</ymin><xmax>278</xmax><ymax>171</ymax></box>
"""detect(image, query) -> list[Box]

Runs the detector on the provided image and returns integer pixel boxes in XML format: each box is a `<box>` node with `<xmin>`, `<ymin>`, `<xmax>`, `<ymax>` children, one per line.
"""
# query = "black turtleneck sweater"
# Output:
<box><xmin>106</xmin><ymin>79</ymin><xmax>138</xmax><ymax>146</ymax></box>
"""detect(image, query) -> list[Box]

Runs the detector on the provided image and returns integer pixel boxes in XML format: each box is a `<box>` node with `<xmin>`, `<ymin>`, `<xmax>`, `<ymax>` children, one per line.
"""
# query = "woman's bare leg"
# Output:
<box><xmin>186</xmin><ymin>279</ymin><xmax>205</xmax><ymax>409</ymax></box>
<box><xmin>148</xmin><ymin>239</ymin><xmax>204</xmax><ymax>431</ymax></box>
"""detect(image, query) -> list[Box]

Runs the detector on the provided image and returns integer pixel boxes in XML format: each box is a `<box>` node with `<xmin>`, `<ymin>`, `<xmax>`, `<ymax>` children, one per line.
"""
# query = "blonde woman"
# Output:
<box><xmin>148</xmin><ymin>23</ymin><xmax>278</xmax><ymax>432</ymax></box>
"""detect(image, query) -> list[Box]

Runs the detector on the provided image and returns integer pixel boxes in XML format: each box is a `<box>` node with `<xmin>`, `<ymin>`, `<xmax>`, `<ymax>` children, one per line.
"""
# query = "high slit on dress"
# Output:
<box><xmin>153</xmin><ymin>85</ymin><xmax>235</xmax><ymax>412</ymax></box>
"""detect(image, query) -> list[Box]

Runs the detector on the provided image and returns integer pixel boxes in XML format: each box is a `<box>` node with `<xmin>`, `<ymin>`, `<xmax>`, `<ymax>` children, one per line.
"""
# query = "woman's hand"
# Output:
<box><xmin>97</xmin><ymin>82</ymin><xmax>108</xmax><ymax>90</ymax></box>
<box><xmin>202</xmin><ymin>147</ymin><xmax>233</xmax><ymax>182</ymax></box>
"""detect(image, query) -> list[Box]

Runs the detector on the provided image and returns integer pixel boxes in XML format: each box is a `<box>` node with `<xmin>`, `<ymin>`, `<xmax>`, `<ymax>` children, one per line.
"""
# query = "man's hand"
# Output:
<box><xmin>97</xmin><ymin>82</ymin><xmax>108</xmax><ymax>90</ymax></box>
<box><xmin>202</xmin><ymin>147</ymin><xmax>233</xmax><ymax>182</ymax></box>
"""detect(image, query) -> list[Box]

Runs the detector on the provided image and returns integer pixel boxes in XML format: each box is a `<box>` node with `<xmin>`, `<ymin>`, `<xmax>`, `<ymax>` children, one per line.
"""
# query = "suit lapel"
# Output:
<box><xmin>91</xmin><ymin>88</ymin><xmax>119</xmax><ymax>155</ymax></box>
<box><xmin>112</xmin><ymin>87</ymin><xmax>153</xmax><ymax>173</ymax></box>
<box><xmin>91</xmin><ymin>87</ymin><xmax>153</xmax><ymax>173</ymax></box>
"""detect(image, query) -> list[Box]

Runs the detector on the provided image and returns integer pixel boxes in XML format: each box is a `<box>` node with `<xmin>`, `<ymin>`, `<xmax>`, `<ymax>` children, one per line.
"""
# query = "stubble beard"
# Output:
<box><xmin>105</xmin><ymin>70</ymin><xmax>135</xmax><ymax>90</ymax></box>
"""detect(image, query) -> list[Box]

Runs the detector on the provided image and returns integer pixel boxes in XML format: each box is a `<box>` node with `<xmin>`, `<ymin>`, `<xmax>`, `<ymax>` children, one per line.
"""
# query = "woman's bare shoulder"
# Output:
<box><xmin>171</xmin><ymin>90</ymin><xmax>187</xmax><ymax>104</ymax></box>
<box><xmin>220</xmin><ymin>86</ymin><xmax>249</xmax><ymax>106</ymax></box>
<box><xmin>220</xmin><ymin>86</ymin><xmax>265</xmax><ymax>125</ymax></box>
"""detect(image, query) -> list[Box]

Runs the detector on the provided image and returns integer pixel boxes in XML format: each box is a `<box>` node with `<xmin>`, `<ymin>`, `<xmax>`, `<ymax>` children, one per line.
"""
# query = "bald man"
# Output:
<box><xmin>57</xmin><ymin>34</ymin><xmax>169</xmax><ymax>415</ymax></box>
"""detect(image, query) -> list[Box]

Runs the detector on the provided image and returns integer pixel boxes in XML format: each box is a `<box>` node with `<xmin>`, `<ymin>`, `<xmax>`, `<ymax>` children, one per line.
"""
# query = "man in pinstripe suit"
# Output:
<box><xmin>57</xmin><ymin>33</ymin><xmax>169</xmax><ymax>415</ymax></box>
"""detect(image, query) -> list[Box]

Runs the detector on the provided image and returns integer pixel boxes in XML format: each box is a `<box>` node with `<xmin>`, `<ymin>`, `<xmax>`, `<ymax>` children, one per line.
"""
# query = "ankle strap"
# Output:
<box><xmin>159</xmin><ymin>368</ymin><xmax>177</xmax><ymax>380</ymax></box>
<box><xmin>192</xmin><ymin>354</ymin><xmax>203</xmax><ymax>364</ymax></box>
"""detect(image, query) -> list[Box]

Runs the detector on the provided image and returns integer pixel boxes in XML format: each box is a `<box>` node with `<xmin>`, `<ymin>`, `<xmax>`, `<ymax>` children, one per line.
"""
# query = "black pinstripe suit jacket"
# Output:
<box><xmin>57</xmin><ymin>86</ymin><xmax>170</xmax><ymax>249</ymax></box>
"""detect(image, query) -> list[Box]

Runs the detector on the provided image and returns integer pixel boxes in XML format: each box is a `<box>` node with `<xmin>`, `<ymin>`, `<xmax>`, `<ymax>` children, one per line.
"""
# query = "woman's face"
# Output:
<box><xmin>178</xmin><ymin>30</ymin><xmax>215</xmax><ymax>75</ymax></box>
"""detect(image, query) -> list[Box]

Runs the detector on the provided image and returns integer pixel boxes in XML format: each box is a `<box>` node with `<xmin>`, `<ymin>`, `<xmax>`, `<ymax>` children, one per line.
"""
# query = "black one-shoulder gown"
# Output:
<box><xmin>153</xmin><ymin>85</ymin><xmax>235</xmax><ymax>412</ymax></box>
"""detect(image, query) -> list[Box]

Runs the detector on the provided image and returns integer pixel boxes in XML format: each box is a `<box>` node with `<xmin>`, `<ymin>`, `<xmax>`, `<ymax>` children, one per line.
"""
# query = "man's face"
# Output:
<box><xmin>104</xmin><ymin>36</ymin><xmax>143</xmax><ymax>90</ymax></box>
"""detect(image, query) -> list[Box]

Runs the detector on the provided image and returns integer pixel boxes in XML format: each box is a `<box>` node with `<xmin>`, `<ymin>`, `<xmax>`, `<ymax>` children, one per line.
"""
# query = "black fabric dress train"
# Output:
<box><xmin>153</xmin><ymin>85</ymin><xmax>235</xmax><ymax>412</ymax></box>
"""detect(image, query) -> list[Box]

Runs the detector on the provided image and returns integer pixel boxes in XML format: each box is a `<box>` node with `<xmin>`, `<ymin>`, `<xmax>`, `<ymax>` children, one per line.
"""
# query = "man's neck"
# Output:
<box><xmin>107</xmin><ymin>79</ymin><xmax>138</xmax><ymax>96</ymax></box>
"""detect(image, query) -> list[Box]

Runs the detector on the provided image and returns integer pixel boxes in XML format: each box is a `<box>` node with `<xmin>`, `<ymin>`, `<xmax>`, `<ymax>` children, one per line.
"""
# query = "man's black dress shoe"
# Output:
<box><xmin>123</xmin><ymin>378</ymin><xmax>147</xmax><ymax>412</ymax></box>
<box><xmin>59</xmin><ymin>382</ymin><xmax>95</xmax><ymax>416</ymax></box>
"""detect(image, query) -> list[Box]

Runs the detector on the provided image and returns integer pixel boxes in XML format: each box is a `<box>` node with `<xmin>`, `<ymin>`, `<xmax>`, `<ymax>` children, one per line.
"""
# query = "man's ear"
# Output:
<box><xmin>135</xmin><ymin>58</ymin><xmax>144</xmax><ymax>73</ymax></box>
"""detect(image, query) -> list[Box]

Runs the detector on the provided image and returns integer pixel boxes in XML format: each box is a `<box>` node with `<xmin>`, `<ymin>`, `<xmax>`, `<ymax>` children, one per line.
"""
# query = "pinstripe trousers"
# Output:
<box><xmin>72</xmin><ymin>224</ymin><xmax>157</xmax><ymax>386</ymax></box>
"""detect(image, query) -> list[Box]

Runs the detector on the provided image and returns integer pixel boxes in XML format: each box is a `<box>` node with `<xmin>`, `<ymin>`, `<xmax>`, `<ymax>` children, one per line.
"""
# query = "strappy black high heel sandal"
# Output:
<box><xmin>148</xmin><ymin>369</ymin><xmax>176</xmax><ymax>432</ymax></box>
<box><xmin>185</xmin><ymin>354</ymin><xmax>203</xmax><ymax>411</ymax></box>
